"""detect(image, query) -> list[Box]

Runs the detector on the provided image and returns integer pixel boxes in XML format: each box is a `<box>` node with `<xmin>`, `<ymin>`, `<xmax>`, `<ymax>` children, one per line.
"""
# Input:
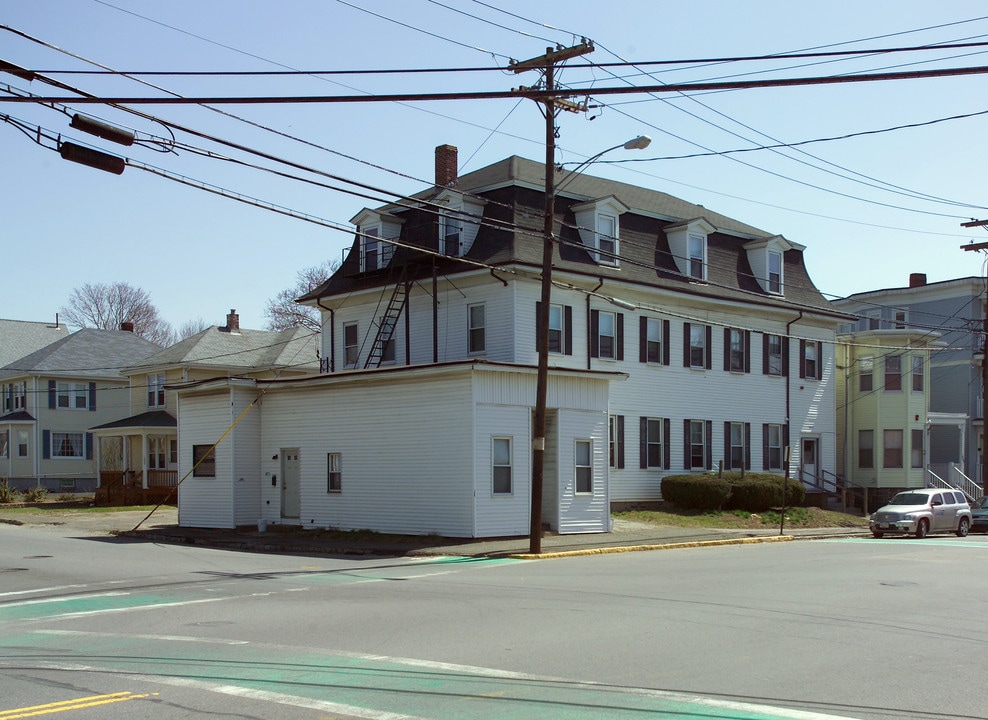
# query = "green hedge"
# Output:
<box><xmin>661</xmin><ymin>472</ymin><xmax>805</xmax><ymax>512</ymax></box>
<box><xmin>660</xmin><ymin>475</ymin><xmax>732</xmax><ymax>510</ymax></box>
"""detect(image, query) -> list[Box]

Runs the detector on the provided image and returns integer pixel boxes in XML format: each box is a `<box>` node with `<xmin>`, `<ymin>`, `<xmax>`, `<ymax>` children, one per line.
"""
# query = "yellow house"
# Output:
<box><xmin>91</xmin><ymin>310</ymin><xmax>319</xmax><ymax>504</ymax></box>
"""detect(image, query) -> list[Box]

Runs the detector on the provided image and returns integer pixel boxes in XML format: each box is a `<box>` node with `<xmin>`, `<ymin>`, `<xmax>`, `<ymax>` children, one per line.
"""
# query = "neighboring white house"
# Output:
<box><xmin>176</xmin><ymin>145</ymin><xmax>850</xmax><ymax>536</ymax></box>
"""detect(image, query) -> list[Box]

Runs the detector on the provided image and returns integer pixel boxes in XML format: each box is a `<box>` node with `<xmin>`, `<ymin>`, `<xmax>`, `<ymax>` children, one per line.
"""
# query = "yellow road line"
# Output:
<box><xmin>0</xmin><ymin>692</ymin><xmax>154</xmax><ymax>719</ymax></box>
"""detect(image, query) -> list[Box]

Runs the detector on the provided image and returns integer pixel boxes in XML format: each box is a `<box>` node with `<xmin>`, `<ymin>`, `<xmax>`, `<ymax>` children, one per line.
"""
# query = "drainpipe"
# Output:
<box><xmin>433</xmin><ymin>259</ymin><xmax>439</xmax><ymax>363</ymax></box>
<box><xmin>587</xmin><ymin>278</ymin><xmax>604</xmax><ymax>370</ymax></box>
<box><xmin>316</xmin><ymin>298</ymin><xmax>334</xmax><ymax>372</ymax></box>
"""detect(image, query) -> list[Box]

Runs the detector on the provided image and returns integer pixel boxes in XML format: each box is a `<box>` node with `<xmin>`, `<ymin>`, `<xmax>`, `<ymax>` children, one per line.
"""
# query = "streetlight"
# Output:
<box><xmin>530</xmin><ymin>134</ymin><xmax>653</xmax><ymax>554</ymax></box>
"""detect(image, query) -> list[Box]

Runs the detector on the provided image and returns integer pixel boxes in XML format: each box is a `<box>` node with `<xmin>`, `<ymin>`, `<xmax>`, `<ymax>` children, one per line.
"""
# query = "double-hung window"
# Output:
<box><xmin>148</xmin><ymin>437</ymin><xmax>167</xmax><ymax>470</ymax></box>
<box><xmin>575</xmin><ymin>440</ymin><xmax>593</xmax><ymax>493</ymax></box>
<box><xmin>362</xmin><ymin>227</ymin><xmax>381</xmax><ymax>272</ymax></box>
<box><xmin>57</xmin><ymin>382</ymin><xmax>88</xmax><ymax>410</ymax></box>
<box><xmin>609</xmin><ymin>415</ymin><xmax>624</xmax><ymax>469</ymax></box>
<box><xmin>883</xmin><ymin>429</ymin><xmax>903</xmax><ymax>468</ymax></box>
<box><xmin>642</xmin><ymin>317</ymin><xmax>669</xmax><ymax>365</ymax></box>
<box><xmin>685</xmin><ymin>323</ymin><xmax>709</xmax><ymax>369</ymax></box>
<box><xmin>147</xmin><ymin>373</ymin><xmax>166</xmax><ymax>408</ymax></box>
<box><xmin>767</xmin><ymin>251</ymin><xmax>782</xmax><ymax>293</ymax></box>
<box><xmin>859</xmin><ymin>356</ymin><xmax>873</xmax><ymax>392</ymax></box>
<box><xmin>726</xmin><ymin>422</ymin><xmax>749</xmax><ymax>470</ymax></box>
<box><xmin>468</xmin><ymin>303</ymin><xmax>486</xmax><ymax>354</ymax></box>
<box><xmin>548</xmin><ymin>304</ymin><xmax>564</xmax><ymax>354</ymax></box>
<box><xmin>192</xmin><ymin>444</ymin><xmax>216</xmax><ymax>477</ymax></box>
<box><xmin>911</xmin><ymin>355</ymin><xmax>923</xmax><ymax>391</ymax></box>
<box><xmin>343</xmin><ymin>322</ymin><xmax>359</xmax><ymax>367</ymax></box>
<box><xmin>644</xmin><ymin>418</ymin><xmax>664</xmax><ymax>469</ymax></box>
<box><xmin>764</xmin><ymin>424</ymin><xmax>783</xmax><ymax>471</ymax></box>
<box><xmin>884</xmin><ymin>354</ymin><xmax>902</xmax><ymax>391</ymax></box>
<box><xmin>858</xmin><ymin>429</ymin><xmax>874</xmax><ymax>469</ymax></box>
<box><xmin>685</xmin><ymin>419</ymin><xmax>709</xmax><ymax>470</ymax></box>
<box><xmin>327</xmin><ymin>453</ymin><xmax>342</xmax><ymax>492</ymax></box>
<box><xmin>492</xmin><ymin>437</ymin><xmax>512</xmax><ymax>494</ymax></box>
<box><xmin>597</xmin><ymin>311</ymin><xmax>616</xmax><ymax>359</ymax></box>
<box><xmin>688</xmin><ymin>233</ymin><xmax>706</xmax><ymax>280</ymax></box>
<box><xmin>597</xmin><ymin>214</ymin><xmax>617</xmax><ymax>265</ymax></box>
<box><xmin>725</xmin><ymin>329</ymin><xmax>748</xmax><ymax>373</ymax></box>
<box><xmin>764</xmin><ymin>334</ymin><xmax>785</xmax><ymax>376</ymax></box>
<box><xmin>440</xmin><ymin>212</ymin><xmax>461</xmax><ymax>256</ymax></box>
<box><xmin>0</xmin><ymin>430</ymin><xmax>7</xmax><ymax>458</ymax></box>
<box><xmin>911</xmin><ymin>429</ymin><xmax>924</xmax><ymax>469</ymax></box>
<box><xmin>17</xmin><ymin>430</ymin><xmax>28</xmax><ymax>458</ymax></box>
<box><xmin>800</xmin><ymin>340</ymin><xmax>821</xmax><ymax>380</ymax></box>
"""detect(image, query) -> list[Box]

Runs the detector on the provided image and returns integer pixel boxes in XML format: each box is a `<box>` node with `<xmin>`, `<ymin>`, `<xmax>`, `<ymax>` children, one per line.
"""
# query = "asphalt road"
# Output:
<box><xmin>2</xmin><ymin>520</ymin><xmax>987</xmax><ymax>720</ymax></box>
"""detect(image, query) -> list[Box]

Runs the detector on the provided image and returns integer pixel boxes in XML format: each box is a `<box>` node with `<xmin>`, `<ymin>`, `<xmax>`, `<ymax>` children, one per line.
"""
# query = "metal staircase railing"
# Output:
<box><xmin>928</xmin><ymin>465</ymin><xmax>983</xmax><ymax>503</ymax></box>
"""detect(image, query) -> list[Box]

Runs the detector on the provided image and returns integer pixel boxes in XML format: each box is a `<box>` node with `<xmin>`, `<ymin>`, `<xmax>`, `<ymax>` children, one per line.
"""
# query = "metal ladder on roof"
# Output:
<box><xmin>364</xmin><ymin>266</ymin><xmax>412</xmax><ymax>369</ymax></box>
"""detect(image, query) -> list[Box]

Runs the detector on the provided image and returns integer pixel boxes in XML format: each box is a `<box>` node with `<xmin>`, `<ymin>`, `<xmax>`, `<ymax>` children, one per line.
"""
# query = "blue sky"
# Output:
<box><xmin>3</xmin><ymin>1</ymin><xmax>988</xmax><ymax>332</ymax></box>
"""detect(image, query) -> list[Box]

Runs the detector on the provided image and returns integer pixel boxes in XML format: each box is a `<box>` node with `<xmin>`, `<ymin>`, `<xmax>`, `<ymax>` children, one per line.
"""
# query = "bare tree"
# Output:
<box><xmin>60</xmin><ymin>282</ymin><xmax>175</xmax><ymax>346</ymax></box>
<box><xmin>264</xmin><ymin>261</ymin><xmax>337</xmax><ymax>332</ymax></box>
<box><xmin>177</xmin><ymin>317</ymin><xmax>209</xmax><ymax>340</ymax></box>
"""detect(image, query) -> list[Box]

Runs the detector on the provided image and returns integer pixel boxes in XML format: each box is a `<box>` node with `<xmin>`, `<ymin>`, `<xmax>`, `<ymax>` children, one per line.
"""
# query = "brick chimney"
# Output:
<box><xmin>221</xmin><ymin>309</ymin><xmax>240</xmax><ymax>334</ymax></box>
<box><xmin>909</xmin><ymin>273</ymin><xmax>927</xmax><ymax>288</ymax></box>
<box><xmin>120</xmin><ymin>321</ymin><xmax>134</xmax><ymax>332</ymax></box>
<box><xmin>435</xmin><ymin>144</ymin><xmax>458</xmax><ymax>187</ymax></box>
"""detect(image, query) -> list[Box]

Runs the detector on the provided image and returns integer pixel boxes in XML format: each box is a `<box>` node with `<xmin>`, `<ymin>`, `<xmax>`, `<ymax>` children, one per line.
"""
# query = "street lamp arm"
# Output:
<box><xmin>554</xmin><ymin>135</ymin><xmax>651</xmax><ymax>195</ymax></box>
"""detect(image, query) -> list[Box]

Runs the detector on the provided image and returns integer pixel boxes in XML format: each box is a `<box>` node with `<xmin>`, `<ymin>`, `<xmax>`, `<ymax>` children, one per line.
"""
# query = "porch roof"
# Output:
<box><xmin>0</xmin><ymin>410</ymin><xmax>35</xmax><ymax>423</ymax></box>
<box><xmin>90</xmin><ymin>410</ymin><xmax>177</xmax><ymax>433</ymax></box>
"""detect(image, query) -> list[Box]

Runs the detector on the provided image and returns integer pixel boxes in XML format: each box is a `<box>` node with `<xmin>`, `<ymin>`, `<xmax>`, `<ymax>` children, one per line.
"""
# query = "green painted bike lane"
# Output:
<box><xmin>2</xmin><ymin>627</ymin><xmax>861</xmax><ymax>720</ymax></box>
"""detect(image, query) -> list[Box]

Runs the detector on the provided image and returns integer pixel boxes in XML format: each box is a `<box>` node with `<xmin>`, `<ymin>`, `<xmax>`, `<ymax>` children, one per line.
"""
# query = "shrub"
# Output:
<box><xmin>727</xmin><ymin>474</ymin><xmax>805</xmax><ymax>512</ymax></box>
<box><xmin>23</xmin><ymin>485</ymin><xmax>49</xmax><ymax>503</ymax></box>
<box><xmin>0</xmin><ymin>479</ymin><xmax>18</xmax><ymax>504</ymax></box>
<box><xmin>661</xmin><ymin>474</ymin><xmax>732</xmax><ymax>511</ymax></box>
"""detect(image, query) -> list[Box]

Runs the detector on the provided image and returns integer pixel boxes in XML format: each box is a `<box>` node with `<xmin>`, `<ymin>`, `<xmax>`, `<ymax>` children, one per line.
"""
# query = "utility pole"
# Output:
<box><xmin>961</xmin><ymin>220</ymin><xmax>988</xmax><ymax>495</ymax></box>
<box><xmin>511</xmin><ymin>41</ymin><xmax>593</xmax><ymax>554</ymax></box>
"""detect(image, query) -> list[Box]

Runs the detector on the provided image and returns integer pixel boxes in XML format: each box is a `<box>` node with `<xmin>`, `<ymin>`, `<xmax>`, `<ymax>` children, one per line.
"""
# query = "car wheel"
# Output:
<box><xmin>957</xmin><ymin>517</ymin><xmax>970</xmax><ymax>537</ymax></box>
<box><xmin>915</xmin><ymin>519</ymin><xmax>929</xmax><ymax>539</ymax></box>
<box><xmin>871</xmin><ymin>531</ymin><xmax>884</xmax><ymax>538</ymax></box>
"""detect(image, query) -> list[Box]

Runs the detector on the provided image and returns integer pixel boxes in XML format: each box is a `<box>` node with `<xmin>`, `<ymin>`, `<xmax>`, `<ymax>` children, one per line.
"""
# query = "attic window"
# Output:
<box><xmin>687</xmin><ymin>233</ymin><xmax>706</xmax><ymax>281</ymax></box>
<box><xmin>597</xmin><ymin>214</ymin><xmax>618</xmax><ymax>266</ymax></box>
<box><xmin>440</xmin><ymin>211</ymin><xmax>462</xmax><ymax>256</ymax></box>
<box><xmin>663</xmin><ymin>218</ymin><xmax>715</xmax><ymax>283</ymax></box>
<box><xmin>768</xmin><ymin>250</ymin><xmax>782</xmax><ymax>293</ymax></box>
<box><xmin>572</xmin><ymin>196</ymin><xmax>629</xmax><ymax>267</ymax></box>
<box><xmin>361</xmin><ymin>227</ymin><xmax>394</xmax><ymax>272</ymax></box>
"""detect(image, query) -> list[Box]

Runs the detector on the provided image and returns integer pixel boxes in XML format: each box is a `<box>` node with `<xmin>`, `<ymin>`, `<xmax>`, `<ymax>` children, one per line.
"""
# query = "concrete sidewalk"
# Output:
<box><xmin>0</xmin><ymin>506</ymin><xmax>869</xmax><ymax>558</ymax></box>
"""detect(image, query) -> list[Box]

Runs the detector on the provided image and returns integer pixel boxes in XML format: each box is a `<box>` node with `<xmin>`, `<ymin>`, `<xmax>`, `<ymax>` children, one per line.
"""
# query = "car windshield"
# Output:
<box><xmin>888</xmin><ymin>493</ymin><xmax>930</xmax><ymax>506</ymax></box>
<box><xmin>975</xmin><ymin>497</ymin><xmax>988</xmax><ymax>509</ymax></box>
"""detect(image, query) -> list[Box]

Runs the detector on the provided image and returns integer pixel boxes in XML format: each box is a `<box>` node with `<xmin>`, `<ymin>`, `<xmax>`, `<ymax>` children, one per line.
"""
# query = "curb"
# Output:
<box><xmin>509</xmin><ymin>534</ymin><xmax>796</xmax><ymax>559</ymax></box>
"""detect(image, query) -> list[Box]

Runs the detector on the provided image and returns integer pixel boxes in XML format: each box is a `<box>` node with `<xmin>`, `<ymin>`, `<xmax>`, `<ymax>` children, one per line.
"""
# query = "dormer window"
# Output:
<box><xmin>440</xmin><ymin>212</ymin><xmax>461</xmax><ymax>256</ymax></box>
<box><xmin>350</xmin><ymin>209</ymin><xmax>404</xmax><ymax>274</ymax></box>
<box><xmin>688</xmin><ymin>233</ymin><xmax>706</xmax><ymax>280</ymax></box>
<box><xmin>572</xmin><ymin>196</ymin><xmax>629</xmax><ymax>267</ymax></box>
<box><xmin>768</xmin><ymin>251</ymin><xmax>782</xmax><ymax>293</ymax></box>
<box><xmin>744</xmin><ymin>235</ymin><xmax>800</xmax><ymax>295</ymax></box>
<box><xmin>664</xmin><ymin>218</ymin><xmax>715</xmax><ymax>282</ymax></box>
<box><xmin>433</xmin><ymin>189</ymin><xmax>486</xmax><ymax>258</ymax></box>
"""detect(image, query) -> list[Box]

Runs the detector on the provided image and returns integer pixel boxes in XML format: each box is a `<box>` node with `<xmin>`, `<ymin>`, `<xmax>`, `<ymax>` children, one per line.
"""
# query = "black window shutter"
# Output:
<box><xmin>617</xmin><ymin>414</ymin><xmax>625</xmax><ymax>469</ymax></box>
<box><xmin>705</xmin><ymin>326</ymin><xmax>713</xmax><ymax>369</ymax></box>
<box><xmin>48</xmin><ymin>380</ymin><xmax>56</xmax><ymax>409</ymax></box>
<box><xmin>590</xmin><ymin>310</ymin><xmax>600</xmax><ymax>359</ymax></box>
<box><xmin>682</xmin><ymin>323</ymin><xmax>691</xmax><ymax>367</ymax></box>
<box><xmin>723</xmin><ymin>328</ymin><xmax>731</xmax><ymax>371</ymax></box>
<box><xmin>564</xmin><ymin>305</ymin><xmax>573</xmax><ymax>355</ymax></box>
<box><xmin>799</xmin><ymin>339</ymin><xmax>807</xmax><ymax>378</ymax></box>
<box><xmin>705</xmin><ymin>420</ymin><xmax>713</xmax><ymax>470</ymax></box>
<box><xmin>744</xmin><ymin>422</ymin><xmax>751</xmax><ymax>469</ymax></box>
<box><xmin>762</xmin><ymin>334</ymin><xmax>770</xmax><ymax>375</ymax></box>
<box><xmin>85</xmin><ymin>432</ymin><xmax>93</xmax><ymax>460</ymax></box>
<box><xmin>782</xmin><ymin>337</ymin><xmax>789</xmax><ymax>377</ymax></box>
<box><xmin>724</xmin><ymin>421</ymin><xmax>731</xmax><ymax>469</ymax></box>
<box><xmin>663</xmin><ymin>418</ymin><xmax>671</xmax><ymax>469</ymax></box>
<box><xmin>744</xmin><ymin>331</ymin><xmax>751</xmax><ymax>373</ymax></box>
<box><xmin>762</xmin><ymin>424</ymin><xmax>770</xmax><ymax>470</ymax></box>
<box><xmin>616</xmin><ymin>313</ymin><xmax>624</xmax><ymax>361</ymax></box>
<box><xmin>662</xmin><ymin>320</ymin><xmax>670</xmax><ymax>365</ymax></box>
<box><xmin>683</xmin><ymin>418</ymin><xmax>691</xmax><ymax>469</ymax></box>
<box><xmin>42</xmin><ymin>429</ymin><xmax>51</xmax><ymax>459</ymax></box>
<box><xmin>89</xmin><ymin>382</ymin><xmax>97</xmax><ymax>411</ymax></box>
<box><xmin>639</xmin><ymin>316</ymin><xmax>648</xmax><ymax>363</ymax></box>
<box><xmin>639</xmin><ymin>416</ymin><xmax>648</xmax><ymax>469</ymax></box>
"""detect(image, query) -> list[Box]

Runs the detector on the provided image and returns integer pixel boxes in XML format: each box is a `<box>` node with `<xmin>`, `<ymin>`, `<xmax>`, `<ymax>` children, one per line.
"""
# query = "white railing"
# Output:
<box><xmin>927</xmin><ymin>466</ymin><xmax>984</xmax><ymax>502</ymax></box>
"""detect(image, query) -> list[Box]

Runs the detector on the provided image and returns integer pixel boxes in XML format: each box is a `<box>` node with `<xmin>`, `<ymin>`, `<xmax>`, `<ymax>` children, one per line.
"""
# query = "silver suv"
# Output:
<box><xmin>870</xmin><ymin>488</ymin><xmax>972</xmax><ymax>539</ymax></box>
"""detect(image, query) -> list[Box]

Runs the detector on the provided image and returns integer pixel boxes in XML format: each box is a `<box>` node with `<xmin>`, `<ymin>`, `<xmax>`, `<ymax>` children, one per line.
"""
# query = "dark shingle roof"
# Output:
<box><xmin>90</xmin><ymin>410</ymin><xmax>176</xmax><ymax>431</ymax></box>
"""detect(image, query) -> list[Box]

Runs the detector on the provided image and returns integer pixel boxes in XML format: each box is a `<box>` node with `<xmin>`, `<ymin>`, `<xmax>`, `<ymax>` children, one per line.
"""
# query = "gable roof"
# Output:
<box><xmin>0</xmin><ymin>318</ymin><xmax>71</xmax><ymax>368</ymax></box>
<box><xmin>125</xmin><ymin>326</ymin><xmax>319</xmax><ymax>375</ymax></box>
<box><xmin>0</xmin><ymin>328</ymin><xmax>161</xmax><ymax>381</ymax></box>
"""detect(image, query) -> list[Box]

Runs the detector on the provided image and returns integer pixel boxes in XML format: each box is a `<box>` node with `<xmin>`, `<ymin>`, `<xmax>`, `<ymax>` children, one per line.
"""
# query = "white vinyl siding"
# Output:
<box><xmin>178</xmin><ymin>391</ymin><xmax>235</xmax><ymax>529</ymax></box>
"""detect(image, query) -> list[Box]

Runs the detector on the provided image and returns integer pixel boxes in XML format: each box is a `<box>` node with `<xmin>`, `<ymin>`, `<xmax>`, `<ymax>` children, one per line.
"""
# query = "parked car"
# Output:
<box><xmin>869</xmin><ymin>488</ymin><xmax>972</xmax><ymax>538</ymax></box>
<box><xmin>970</xmin><ymin>496</ymin><xmax>988</xmax><ymax>533</ymax></box>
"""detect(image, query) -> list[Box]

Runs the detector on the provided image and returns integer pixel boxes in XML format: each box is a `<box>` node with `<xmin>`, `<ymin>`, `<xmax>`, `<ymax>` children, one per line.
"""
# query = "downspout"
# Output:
<box><xmin>785</xmin><ymin>311</ymin><xmax>803</xmax><ymax>483</ymax></box>
<box><xmin>433</xmin><ymin>258</ymin><xmax>439</xmax><ymax>364</ymax></box>
<box><xmin>587</xmin><ymin>278</ymin><xmax>604</xmax><ymax>370</ymax></box>
<box><xmin>316</xmin><ymin>298</ymin><xmax>334</xmax><ymax>372</ymax></box>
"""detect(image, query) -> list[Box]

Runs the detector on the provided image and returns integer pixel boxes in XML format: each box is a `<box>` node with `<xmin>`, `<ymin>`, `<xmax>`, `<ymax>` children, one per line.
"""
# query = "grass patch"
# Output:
<box><xmin>0</xmin><ymin>504</ymin><xmax>160</xmax><ymax>515</ymax></box>
<box><xmin>614</xmin><ymin>503</ymin><xmax>868</xmax><ymax>530</ymax></box>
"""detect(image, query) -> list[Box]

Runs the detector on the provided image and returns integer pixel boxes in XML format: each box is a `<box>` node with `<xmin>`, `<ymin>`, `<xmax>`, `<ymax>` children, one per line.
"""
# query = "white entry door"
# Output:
<box><xmin>800</xmin><ymin>438</ymin><xmax>818</xmax><ymax>488</ymax></box>
<box><xmin>281</xmin><ymin>448</ymin><xmax>301</xmax><ymax>520</ymax></box>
